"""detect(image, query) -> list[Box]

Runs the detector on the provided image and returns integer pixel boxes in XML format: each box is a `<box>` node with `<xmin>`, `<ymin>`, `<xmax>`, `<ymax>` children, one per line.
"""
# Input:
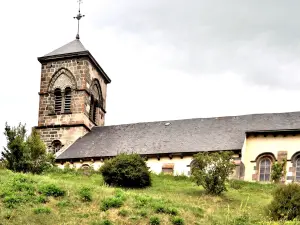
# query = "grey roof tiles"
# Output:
<box><xmin>57</xmin><ymin>111</ymin><xmax>300</xmax><ymax>160</ymax></box>
<box><xmin>44</xmin><ymin>39</ymin><xmax>87</xmax><ymax>57</ymax></box>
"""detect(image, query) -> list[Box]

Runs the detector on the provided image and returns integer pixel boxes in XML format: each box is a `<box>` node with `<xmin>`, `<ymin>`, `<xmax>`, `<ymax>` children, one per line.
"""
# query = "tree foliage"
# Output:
<box><xmin>2</xmin><ymin>123</ymin><xmax>54</xmax><ymax>174</ymax></box>
<box><xmin>191</xmin><ymin>151</ymin><xmax>235</xmax><ymax>195</ymax></box>
<box><xmin>100</xmin><ymin>153</ymin><xmax>151</xmax><ymax>188</ymax></box>
<box><xmin>271</xmin><ymin>159</ymin><xmax>287</xmax><ymax>183</ymax></box>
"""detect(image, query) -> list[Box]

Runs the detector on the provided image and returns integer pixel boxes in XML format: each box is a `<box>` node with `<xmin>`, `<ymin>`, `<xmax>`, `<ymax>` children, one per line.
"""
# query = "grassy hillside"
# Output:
<box><xmin>0</xmin><ymin>168</ymin><xmax>290</xmax><ymax>225</ymax></box>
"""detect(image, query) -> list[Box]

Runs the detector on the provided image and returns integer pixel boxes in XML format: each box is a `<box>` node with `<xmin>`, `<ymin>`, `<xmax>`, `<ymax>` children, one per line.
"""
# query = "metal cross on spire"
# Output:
<box><xmin>74</xmin><ymin>0</ymin><xmax>85</xmax><ymax>40</ymax></box>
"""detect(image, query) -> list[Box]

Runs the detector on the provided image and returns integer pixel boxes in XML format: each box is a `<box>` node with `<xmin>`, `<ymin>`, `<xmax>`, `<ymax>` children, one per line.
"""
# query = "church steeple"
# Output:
<box><xmin>35</xmin><ymin>1</ymin><xmax>111</xmax><ymax>155</ymax></box>
<box><xmin>74</xmin><ymin>0</ymin><xmax>85</xmax><ymax>40</ymax></box>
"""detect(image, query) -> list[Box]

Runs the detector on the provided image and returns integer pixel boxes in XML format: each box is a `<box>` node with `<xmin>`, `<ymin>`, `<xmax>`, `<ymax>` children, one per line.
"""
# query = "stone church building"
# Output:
<box><xmin>36</xmin><ymin>37</ymin><xmax>300</xmax><ymax>183</ymax></box>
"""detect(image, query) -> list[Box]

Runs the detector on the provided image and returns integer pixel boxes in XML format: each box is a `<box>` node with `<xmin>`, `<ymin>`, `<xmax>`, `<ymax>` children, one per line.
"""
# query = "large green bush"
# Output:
<box><xmin>100</xmin><ymin>153</ymin><xmax>151</xmax><ymax>188</ymax></box>
<box><xmin>267</xmin><ymin>183</ymin><xmax>300</xmax><ymax>220</ymax></box>
<box><xmin>191</xmin><ymin>151</ymin><xmax>235</xmax><ymax>195</ymax></box>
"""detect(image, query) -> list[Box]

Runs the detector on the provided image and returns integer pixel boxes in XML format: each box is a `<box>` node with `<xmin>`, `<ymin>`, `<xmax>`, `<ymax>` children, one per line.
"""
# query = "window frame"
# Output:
<box><xmin>259</xmin><ymin>157</ymin><xmax>272</xmax><ymax>182</ymax></box>
<box><xmin>296</xmin><ymin>157</ymin><xmax>300</xmax><ymax>181</ymax></box>
<box><xmin>54</xmin><ymin>88</ymin><xmax>62</xmax><ymax>113</ymax></box>
<box><xmin>53</xmin><ymin>87</ymin><xmax>72</xmax><ymax>114</ymax></box>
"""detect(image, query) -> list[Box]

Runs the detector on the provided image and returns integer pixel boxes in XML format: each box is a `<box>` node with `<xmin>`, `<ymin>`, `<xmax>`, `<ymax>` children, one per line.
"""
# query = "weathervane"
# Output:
<box><xmin>74</xmin><ymin>0</ymin><xmax>85</xmax><ymax>39</ymax></box>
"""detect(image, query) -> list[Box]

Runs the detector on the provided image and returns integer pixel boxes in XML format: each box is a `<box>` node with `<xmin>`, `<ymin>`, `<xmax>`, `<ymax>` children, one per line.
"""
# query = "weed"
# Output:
<box><xmin>38</xmin><ymin>184</ymin><xmax>65</xmax><ymax>197</ymax></box>
<box><xmin>3</xmin><ymin>195</ymin><xmax>24</xmax><ymax>208</ymax></box>
<box><xmin>150</xmin><ymin>216</ymin><xmax>160</xmax><ymax>225</ymax></box>
<box><xmin>171</xmin><ymin>216</ymin><xmax>184</xmax><ymax>225</ymax></box>
<box><xmin>167</xmin><ymin>207</ymin><xmax>179</xmax><ymax>216</ymax></box>
<box><xmin>118</xmin><ymin>209</ymin><xmax>129</xmax><ymax>217</ymax></box>
<box><xmin>101</xmin><ymin>196</ymin><xmax>124</xmax><ymax>211</ymax></box>
<box><xmin>153</xmin><ymin>203</ymin><xmax>178</xmax><ymax>215</ymax></box>
<box><xmin>78</xmin><ymin>186</ymin><xmax>92</xmax><ymax>202</ymax></box>
<box><xmin>56</xmin><ymin>200</ymin><xmax>71</xmax><ymax>208</ymax></box>
<box><xmin>33</xmin><ymin>207</ymin><xmax>51</xmax><ymax>214</ymax></box>
<box><xmin>134</xmin><ymin>194</ymin><xmax>152</xmax><ymax>207</ymax></box>
<box><xmin>114</xmin><ymin>189</ymin><xmax>126</xmax><ymax>201</ymax></box>
<box><xmin>36</xmin><ymin>195</ymin><xmax>49</xmax><ymax>204</ymax></box>
<box><xmin>91</xmin><ymin>219</ymin><xmax>113</xmax><ymax>225</ymax></box>
<box><xmin>138</xmin><ymin>209</ymin><xmax>148</xmax><ymax>217</ymax></box>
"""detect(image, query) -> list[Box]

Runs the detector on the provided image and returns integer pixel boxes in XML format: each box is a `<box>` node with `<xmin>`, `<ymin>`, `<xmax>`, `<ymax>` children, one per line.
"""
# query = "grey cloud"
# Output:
<box><xmin>90</xmin><ymin>0</ymin><xmax>300</xmax><ymax>89</ymax></box>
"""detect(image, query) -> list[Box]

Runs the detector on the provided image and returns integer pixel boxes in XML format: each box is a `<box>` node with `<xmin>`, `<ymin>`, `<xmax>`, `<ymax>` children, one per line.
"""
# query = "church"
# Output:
<box><xmin>35</xmin><ymin>6</ymin><xmax>300</xmax><ymax>184</ymax></box>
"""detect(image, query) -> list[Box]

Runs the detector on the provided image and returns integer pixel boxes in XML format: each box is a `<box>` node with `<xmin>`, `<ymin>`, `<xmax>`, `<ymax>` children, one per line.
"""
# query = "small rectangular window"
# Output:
<box><xmin>162</xmin><ymin>163</ymin><xmax>174</xmax><ymax>175</ymax></box>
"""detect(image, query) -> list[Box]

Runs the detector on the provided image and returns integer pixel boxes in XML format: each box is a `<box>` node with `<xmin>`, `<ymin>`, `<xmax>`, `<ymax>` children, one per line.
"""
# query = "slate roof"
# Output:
<box><xmin>43</xmin><ymin>39</ymin><xmax>87</xmax><ymax>57</ymax></box>
<box><xmin>37</xmin><ymin>39</ymin><xmax>111</xmax><ymax>83</ymax></box>
<box><xmin>57</xmin><ymin>111</ymin><xmax>300</xmax><ymax>160</ymax></box>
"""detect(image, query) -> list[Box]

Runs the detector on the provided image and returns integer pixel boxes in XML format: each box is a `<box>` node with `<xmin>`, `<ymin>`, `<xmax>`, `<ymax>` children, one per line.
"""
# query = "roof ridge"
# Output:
<box><xmin>94</xmin><ymin>110</ymin><xmax>300</xmax><ymax>129</ymax></box>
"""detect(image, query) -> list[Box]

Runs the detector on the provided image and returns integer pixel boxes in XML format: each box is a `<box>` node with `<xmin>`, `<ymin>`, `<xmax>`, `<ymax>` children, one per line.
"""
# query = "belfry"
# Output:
<box><xmin>35</xmin><ymin>1</ymin><xmax>111</xmax><ymax>154</ymax></box>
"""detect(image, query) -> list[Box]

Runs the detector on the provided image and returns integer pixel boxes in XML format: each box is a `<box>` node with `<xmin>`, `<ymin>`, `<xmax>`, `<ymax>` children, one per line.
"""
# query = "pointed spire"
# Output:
<box><xmin>74</xmin><ymin>0</ymin><xmax>85</xmax><ymax>40</ymax></box>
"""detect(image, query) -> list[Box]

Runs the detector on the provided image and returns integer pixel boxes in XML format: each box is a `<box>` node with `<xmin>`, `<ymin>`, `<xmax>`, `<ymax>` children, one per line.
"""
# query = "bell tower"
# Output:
<box><xmin>35</xmin><ymin>1</ymin><xmax>111</xmax><ymax>154</ymax></box>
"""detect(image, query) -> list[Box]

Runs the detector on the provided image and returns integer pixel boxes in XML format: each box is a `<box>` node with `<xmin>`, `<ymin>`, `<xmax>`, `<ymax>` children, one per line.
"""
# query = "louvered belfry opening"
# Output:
<box><xmin>54</xmin><ymin>88</ymin><xmax>62</xmax><ymax>113</ymax></box>
<box><xmin>64</xmin><ymin>87</ymin><xmax>72</xmax><ymax>112</ymax></box>
<box><xmin>93</xmin><ymin>100</ymin><xmax>98</xmax><ymax>122</ymax></box>
<box><xmin>89</xmin><ymin>95</ymin><xmax>95</xmax><ymax>121</ymax></box>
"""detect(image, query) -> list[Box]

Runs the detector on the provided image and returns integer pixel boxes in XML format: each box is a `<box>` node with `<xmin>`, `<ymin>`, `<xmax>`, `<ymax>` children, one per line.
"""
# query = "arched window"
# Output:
<box><xmin>54</xmin><ymin>88</ymin><xmax>62</xmax><ymax>113</ymax></box>
<box><xmin>51</xmin><ymin>140</ymin><xmax>62</xmax><ymax>153</ymax></box>
<box><xmin>81</xmin><ymin>164</ymin><xmax>90</xmax><ymax>170</ymax></box>
<box><xmin>64</xmin><ymin>87</ymin><xmax>72</xmax><ymax>112</ymax></box>
<box><xmin>259</xmin><ymin>158</ymin><xmax>271</xmax><ymax>181</ymax></box>
<box><xmin>296</xmin><ymin>158</ymin><xmax>300</xmax><ymax>181</ymax></box>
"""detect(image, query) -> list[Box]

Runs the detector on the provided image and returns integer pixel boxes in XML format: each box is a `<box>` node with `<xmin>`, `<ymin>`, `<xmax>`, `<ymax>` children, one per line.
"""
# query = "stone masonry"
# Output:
<box><xmin>36</xmin><ymin>54</ymin><xmax>109</xmax><ymax>154</ymax></box>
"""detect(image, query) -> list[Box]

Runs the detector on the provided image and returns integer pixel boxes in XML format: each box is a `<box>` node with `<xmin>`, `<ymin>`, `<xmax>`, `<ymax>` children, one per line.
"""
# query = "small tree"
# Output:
<box><xmin>2</xmin><ymin>123</ymin><xmax>29</xmax><ymax>172</ymax></box>
<box><xmin>100</xmin><ymin>153</ymin><xmax>151</xmax><ymax>188</ymax></box>
<box><xmin>271</xmin><ymin>159</ymin><xmax>287</xmax><ymax>183</ymax></box>
<box><xmin>2</xmin><ymin>123</ymin><xmax>54</xmax><ymax>174</ymax></box>
<box><xmin>191</xmin><ymin>151</ymin><xmax>235</xmax><ymax>195</ymax></box>
<box><xmin>26</xmin><ymin>129</ymin><xmax>55</xmax><ymax>174</ymax></box>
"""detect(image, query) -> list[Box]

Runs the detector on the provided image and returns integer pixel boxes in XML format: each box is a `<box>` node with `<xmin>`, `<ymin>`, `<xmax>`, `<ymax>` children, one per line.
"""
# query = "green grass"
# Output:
<box><xmin>0</xmin><ymin>168</ymin><xmax>286</xmax><ymax>225</ymax></box>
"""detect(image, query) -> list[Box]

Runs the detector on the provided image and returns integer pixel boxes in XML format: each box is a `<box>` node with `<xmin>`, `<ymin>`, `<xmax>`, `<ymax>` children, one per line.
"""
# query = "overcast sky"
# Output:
<box><xmin>1</xmin><ymin>0</ymin><xmax>300</xmax><ymax>149</ymax></box>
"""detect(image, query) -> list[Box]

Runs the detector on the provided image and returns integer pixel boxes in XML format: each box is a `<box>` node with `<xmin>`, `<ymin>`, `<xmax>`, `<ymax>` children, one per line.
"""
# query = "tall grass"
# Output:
<box><xmin>0</xmin><ymin>168</ymin><xmax>278</xmax><ymax>225</ymax></box>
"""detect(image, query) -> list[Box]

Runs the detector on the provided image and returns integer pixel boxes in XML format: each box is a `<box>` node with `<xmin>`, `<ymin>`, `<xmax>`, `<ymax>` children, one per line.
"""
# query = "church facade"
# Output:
<box><xmin>36</xmin><ymin>38</ymin><xmax>300</xmax><ymax>183</ymax></box>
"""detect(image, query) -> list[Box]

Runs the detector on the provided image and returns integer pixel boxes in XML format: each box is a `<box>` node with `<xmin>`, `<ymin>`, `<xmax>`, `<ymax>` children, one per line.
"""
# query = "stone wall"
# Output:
<box><xmin>37</xmin><ymin>56</ymin><xmax>108</xmax><ymax>153</ymax></box>
<box><xmin>37</xmin><ymin>126</ymin><xmax>89</xmax><ymax>153</ymax></box>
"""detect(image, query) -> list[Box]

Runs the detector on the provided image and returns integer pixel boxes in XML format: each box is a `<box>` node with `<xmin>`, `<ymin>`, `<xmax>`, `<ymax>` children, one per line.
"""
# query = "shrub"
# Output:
<box><xmin>33</xmin><ymin>207</ymin><xmax>51</xmax><ymax>214</ymax></box>
<box><xmin>171</xmin><ymin>216</ymin><xmax>184</xmax><ymax>225</ymax></box>
<box><xmin>150</xmin><ymin>216</ymin><xmax>160</xmax><ymax>225</ymax></box>
<box><xmin>191</xmin><ymin>151</ymin><xmax>235</xmax><ymax>195</ymax></box>
<box><xmin>101</xmin><ymin>196</ymin><xmax>124</xmax><ymax>211</ymax></box>
<box><xmin>118</xmin><ymin>209</ymin><xmax>129</xmax><ymax>217</ymax></box>
<box><xmin>38</xmin><ymin>184</ymin><xmax>65</xmax><ymax>197</ymax></box>
<box><xmin>100</xmin><ymin>153</ymin><xmax>151</xmax><ymax>188</ymax></box>
<box><xmin>267</xmin><ymin>183</ymin><xmax>300</xmax><ymax>220</ymax></box>
<box><xmin>271</xmin><ymin>159</ymin><xmax>287</xmax><ymax>183</ymax></box>
<box><xmin>78</xmin><ymin>187</ymin><xmax>92</xmax><ymax>202</ymax></box>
